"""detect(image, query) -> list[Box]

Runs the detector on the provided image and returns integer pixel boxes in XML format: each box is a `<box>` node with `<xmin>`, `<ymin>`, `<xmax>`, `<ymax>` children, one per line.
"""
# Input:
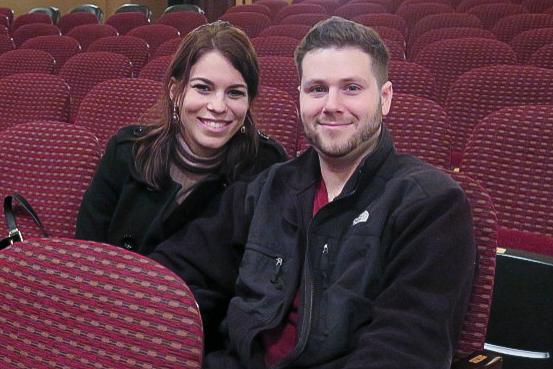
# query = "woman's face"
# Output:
<box><xmin>172</xmin><ymin>50</ymin><xmax>249</xmax><ymax>157</ymax></box>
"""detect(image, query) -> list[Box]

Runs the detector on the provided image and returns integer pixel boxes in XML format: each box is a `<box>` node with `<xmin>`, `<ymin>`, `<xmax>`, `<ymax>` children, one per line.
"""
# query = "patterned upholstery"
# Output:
<box><xmin>492</xmin><ymin>14</ymin><xmax>553</xmax><ymax>42</ymax></box>
<box><xmin>218</xmin><ymin>12</ymin><xmax>271</xmax><ymax>38</ymax></box>
<box><xmin>225</xmin><ymin>4</ymin><xmax>273</xmax><ymax>18</ymax></box>
<box><xmin>57</xmin><ymin>12</ymin><xmax>98</xmax><ymax>35</ymax></box>
<box><xmin>67</xmin><ymin>24</ymin><xmax>119</xmax><ymax>51</ymax></box>
<box><xmin>389</xmin><ymin>60</ymin><xmax>436</xmax><ymax>101</ymax></box>
<box><xmin>395</xmin><ymin>2</ymin><xmax>455</xmax><ymax>29</ymax></box>
<box><xmin>468</xmin><ymin>3</ymin><xmax>528</xmax><ymax>30</ymax></box>
<box><xmin>521</xmin><ymin>0</ymin><xmax>553</xmax><ymax>13</ymax></box>
<box><xmin>252</xmin><ymin>85</ymin><xmax>298</xmax><ymax>157</ymax></box>
<box><xmin>0</xmin><ymin>73</ymin><xmax>70</xmax><ymax>131</ymax></box>
<box><xmin>414</xmin><ymin>37</ymin><xmax>517</xmax><ymax>105</ymax></box>
<box><xmin>128</xmin><ymin>24</ymin><xmax>180</xmax><ymax>56</ymax></box>
<box><xmin>302</xmin><ymin>0</ymin><xmax>341</xmax><ymax>13</ymax></box>
<box><xmin>139</xmin><ymin>55</ymin><xmax>172</xmax><ymax>82</ymax></box>
<box><xmin>273</xmin><ymin>4</ymin><xmax>328</xmax><ymax>23</ymax></box>
<box><xmin>461</xmin><ymin>105</ymin><xmax>553</xmax><ymax>237</ymax></box>
<box><xmin>280</xmin><ymin>13</ymin><xmax>329</xmax><ymax>26</ymax></box>
<box><xmin>383</xmin><ymin>38</ymin><xmax>405</xmax><ymax>59</ymax></box>
<box><xmin>383</xmin><ymin>93</ymin><xmax>450</xmax><ymax>168</ymax></box>
<box><xmin>88</xmin><ymin>36</ymin><xmax>149</xmax><ymax>77</ymax></box>
<box><xmin>75</xmin><ymin>78</ymin><xmax>162</xmax><ymax>150</ymax></box>
<box><xmin>373</xmin><ymin>26</ymin><xmax>405</xmax><ymax>48</ymax></box>
<box><xmin>0</xmin><ymin>237</ymin><xmax>203</xmax><ymax>368</ymax></box>
<box><xmin>446</xmin><ymin>65</ymin><xmax>553</xmax><ymax>163</ymax></box>
<box><xmin>153</xmin><ymin>37</ymin><xmax>182</xmax><ymax>59</ymax></box>
<box><xmin>509</xmin><ymin>27</ymin><xmax>553</xmax><ymax>64</ymax></box>
<box><xmin>105</xmin><ymin>12</ymin><xmax>150</xmax><ymax>35</ymax></box>
<box><xmin>333</xmin><ymin>3</ymin><xmax>388</xmax><ymax>19</ymax></box>
<box><xmin>12</xmin><ymin>23</ymin><xmax>60</xmax><ymax>47</ymax></box>
<box><xmin>252</xmin><ymin>36</ymin><xmax>299</xmax><ymax>58</ymax></box>
<box><xmin>408</xmin><ymin>13</ymin><xmax>483</xmax><ymax>45</ymax></box>
<box><xmin>0</xmin><ymin>123</ymin><xmax>100</xmax><ymax>238</ymax></box>
<box><xmin>258</xmin><ymin>24</ymin><xmax>311</xmax><ymax>39</ymax></box>
<box><xmin>0</xmin><ymin>35</ymin><xmax>14</xmax><ymax>55</ymax></box>
<box><xmin>0</xmin><ymin>49</ymin><xmax>55</xmax><ymax>79</ymax></box>
<box><xmin>157</xmin><ymin>11</ymin><xmax>207</xmax><ymax>37</ymax></box>
<box><xmin>20</xmin><ymin>35</ymin><xmax>81</xmax><ymax>73</ymax></box>
<box><xmin>12</xmin><ymin>13</ymin><xmax>52</xmax><ymax>32</ymax></box>
<box><xmin>254</xmin><ymin>0</ymin><xmax>289</xmax><ymax>19</ymax></box>
<box><xmin>449</xmin><ymin>172</ymin><xmax>498</xmax><ymax>358</ymax></box>
<box><xmin>409</xmin><ymin>27</ymin><xmax>496</xmax><ymax>59</ymax></box>
<box><xmin>258</xmin><ymin>56</ymin><xmax>300</xmax><ymax>102</ymax></box>
<box><xmin>349</xmin><ymin>0</ymin><xmax>393</xmax><ymax>12</ymax></box>
<box><xmin>59</xmin><ymin>52</ymin><xmax>133</xmax><ymax>122</ymax></box>
<box><xmin>352</xmin><ymin>14</ymin><xmax>408</xmax><ymax>37</ymax></box>
<box><xmin>528</xmin><ymin>43</ymin><xmax>553</xmax><ymax>69</ymax></box>
<box><xmin>456</xmin><ymin>0</ymin><xmax>511</xmax><ymax>12</ymax></box>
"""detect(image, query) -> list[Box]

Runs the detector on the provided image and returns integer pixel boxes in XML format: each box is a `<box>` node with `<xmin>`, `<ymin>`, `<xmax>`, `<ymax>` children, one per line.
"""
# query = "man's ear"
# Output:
<box><xmin>380</xmin><ymin>81</ymin><xmax>393</xmax><ymax>116</ymax></box>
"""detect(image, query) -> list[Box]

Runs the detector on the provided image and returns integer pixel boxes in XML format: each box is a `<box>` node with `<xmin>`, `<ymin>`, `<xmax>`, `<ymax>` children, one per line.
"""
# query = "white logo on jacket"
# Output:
<box><xmin>352</xmin><ymin>210</ymin><xmax>369</xmax><ymax>226</ymax></box>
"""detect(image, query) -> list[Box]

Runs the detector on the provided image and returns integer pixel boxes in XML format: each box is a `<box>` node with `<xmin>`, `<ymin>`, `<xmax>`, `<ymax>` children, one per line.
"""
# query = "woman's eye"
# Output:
<box><xmin>192</xmin><ymin>84</ymin><xmax>210</xmax><ymax>93</ymax></box>
<box><xmin>228</xmin><ymin>89</ymin><xmax>247</xmax><ymax>98</ymax></box>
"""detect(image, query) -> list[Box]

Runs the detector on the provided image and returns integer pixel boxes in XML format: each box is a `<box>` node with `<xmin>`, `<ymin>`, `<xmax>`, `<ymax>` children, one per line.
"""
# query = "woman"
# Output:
<box><xmin>76</xmin><ymin>21</ymin><xmax>287</xmax><ymax>254</ymax></box>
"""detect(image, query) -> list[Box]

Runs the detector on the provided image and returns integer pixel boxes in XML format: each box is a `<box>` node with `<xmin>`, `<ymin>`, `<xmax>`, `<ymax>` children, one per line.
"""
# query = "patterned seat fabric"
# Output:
<box><xmin>449</xmin><ymin>172</ymin><xmax>498</xmax><ymax>358</ymax></box>
<box><xmin>0</xmin><ymin>49</ymin><xmax>55</xmax><ymax>78</ymax></box>
<box><xmin>12</xmin><ymin>12</ymin><xmax>52</xmax><ymax>32</ymax></box>
<box><xmin>258</xmin><ymin>56</ymin><xmax>300</xmax><ymax>103</ymax></box>
<box><xmin>252</xmin><ymin>85</ymin><xmax>298</xmax><ymax>157</ymax></box>
<box><xmin>252</xmin><ymin>36</ymin><xmax>299</xmax><ymax>58</ymax></box>
<box><xmin>153</xmin><ymin>37</ymin><xmax>182</xmax><ymax>59</ymax></box>
<box><xmin>0</xmin><ymin>123</ymin><xmax>101</xmax><ymax>238</ymax></box>
<box><xmin>467</xmin><ymin>3</ymin><xmax>527</xmax><ymax>30</ymax></box>
<box><xmin>456</xmin><ymin>0</ymin><xmax>510</xmax><ymax>12</ymax></box>
<box><xmin>353</xmin><ymin>13</ymin><xmax>408</xmax><ymax>37</ymax></box>
<box><xmin>12</xmin><ymin>23</ymin><xmax>60</xmax><ymax>47</ymax></box>
<box><xmin>0</xmin><ymin>237</ymin><xmax>204</xmax><ymax>368</ymax></box>
<box><xmin>139</xmin><ymin>55</ymin><xmax>172</xmax><ymax>82</ymax></box>
<box><xmin>383</xmin><ymin>38</ymin><xmax>405</xmax><ymax>59</ymax></box>
<box><xmin>57</xmin><ymin>12</ymin><xmax>98</xmax><ymax>35</ymax></box>
<box><xmin>414</xmin><ymin>37</ymin><xmax>516</xmax><ymax>105</ymax></box>
<box><xmin>59</xmin><ymin>52</ymin><xmax>133</xmax><ymax>122</ymax></box>
<box><xmin>67</xmin><ymin>23</ymin><xmax>119</xmax><ymax>51</ymax></box>
<box><xmin>105</xmin><ymin>12</ymin><xmax>150</xmax><ymax>35</ymax></box>
<box><xmin>383</xmin><ymin>93</ymin><xmax>450</xmax><ymax>168</ymax></box>
<box><xmin>373</xmin><ymin>26</ymin><xmax>405</xmax><ymax>48</ymax></box>
<box><xmin>88</xmin><ymin>36</ymin><xmax>150</xmax><ymax>77</ymax></box>
<box><xmin>257</xmin><ymin>24</ymin><xmax>311</xmax><ymax>39</ymax></box>
<box><xmin>461</xmin><ymin>105</ymin><xmax>553</xmax><ymax>238</ymax></box>
<box><xmin>280</xmin><ymin>13</ymin><xmax>329</xmax><ymax>26</ymax></box>
<box><xmin>225</xmin><ymin>4</ymin><xmax>273</xmax><ymax>19</ymax></box>
<box><xmin>0</xmin><ymin>34</ymin><xmax>14</xmax><ymax>55</ymax></box>
<box><xmin>274</xmin><ymin>4</ymin><xmax>327</xmax><ymax>24</ymax></box>
<box><xmin>75</xmin><ymin>77</ymin><xmax>162</xmax><ymax>150</ymax></box>
<box><xmin>492</xmin><ymin>14</ymin><xmax>553</xmax><ymax>42</ymax></box>
<box><xmin>128</xmin><ymin>24</ymin><xmax>180</xmax><ymax>56</ymax></box>
<box><xmin>255</xmin><ymin>0</ymin><xmax>289</xmax><ymax>19</ymax></box>
<box><xmin>509</xmin><ymin>27</ymin><xmax>553</xmax><ymax>64</ymax></box>
<box><xmin>301</xmin><ymin>0</ymin><xmax>341</xmax><ymax>13</ymax></box>
<box><xmin>395</xmin><ymin>2</ymin><xmax>454</xmax><ymax>30</ymax></box>
<box><xmin>333</xmin><ymin>3</ymin><xmax>388</xmax><ymax>20</ymax></box>
<box><xmin>409</xmin><ymin>27</ymin><xmax>496</xmax><ymax>59</ymax></box>
<box><xmin>20</xmin><ymin>35</ymin><xmax>81</xmax><ymax>74</ymax></box>
<box><xmin>157</xmin><ymin>11</ymin><xmax>207</xmax><ymax>37</ymax></box>
<box><xmin>218</xmin><ymin>12</ymin><xmax>271</xmax><ymax>38</ymax></box>
<box><xmin>389</xmin><ymin>60</ymin><xmax>436</xmax><ymax>101</ymax></box>
<box><xmin>408</xmin><ymin>12</ymin><xmax>483</xmax><ymax>45</ymax></box>
<box><xmin>446</xmin><ymin>65</ymin><xmax>553</xmax><ymax>165</ymax></box>
<box><xmin>528</xmin><ymin>43</ymin><xmax>553</xmax><ymax>70</ymax></box>
<box><xmin>0</xmin><ymin>73</ymin><xmax>70</xmax><ymax>131</ymax></box>
<box><xmin>521</xmin><ymin>0</ymin><xmax>553</xmax><ymax>13</ymax></box>
<box><xmin>349</xmin><ymin>0</ymin><xmax>393</xmax><ymax>12</ymax></box>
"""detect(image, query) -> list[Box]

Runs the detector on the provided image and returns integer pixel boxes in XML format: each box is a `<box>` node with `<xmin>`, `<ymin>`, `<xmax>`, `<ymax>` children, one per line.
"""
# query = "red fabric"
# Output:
<box><xmin>263</xmin><ymin>180</ymin><xmax>328</xmax><ymax>367</ymax></box>
<box><xmin>498</xmin><ymin>227</ymin><xmax>553</xmax><ymax>257</ymax></box>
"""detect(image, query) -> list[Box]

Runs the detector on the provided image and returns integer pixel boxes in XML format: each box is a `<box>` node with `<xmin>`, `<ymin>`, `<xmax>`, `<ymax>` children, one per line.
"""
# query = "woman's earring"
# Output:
<box><xmin>172</xmin><ymin>103</ymin><xmax>180</xmax><ymax>124</ymax></box>
<box><xmin>240</xmin><ymin>125</ymin><xmax>246</xmax><ymax>134</ymax></box>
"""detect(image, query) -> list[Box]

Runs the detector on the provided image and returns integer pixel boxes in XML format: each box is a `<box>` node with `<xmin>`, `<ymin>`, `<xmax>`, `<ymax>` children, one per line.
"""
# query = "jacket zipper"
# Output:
<box><xmin>321</xmin><ymin>243</ymin><xmax>329</xmax><ymax>289</ymax></box>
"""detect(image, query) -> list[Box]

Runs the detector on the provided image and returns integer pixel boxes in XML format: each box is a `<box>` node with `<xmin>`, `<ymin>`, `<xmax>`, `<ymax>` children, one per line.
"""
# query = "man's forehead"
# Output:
<box><xmin>301</xmin><ymin>46</ymin><xmax>375</xmax><ymax>83</ymax></box>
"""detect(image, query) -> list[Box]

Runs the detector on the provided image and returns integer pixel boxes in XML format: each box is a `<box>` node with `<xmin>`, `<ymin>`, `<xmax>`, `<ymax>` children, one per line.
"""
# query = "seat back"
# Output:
<box><xmin>0</xmin><ymin>34</ymin><xmax>14</xmax><ymax>55</ymax></box>
<box><xmin>528</xmin><ymin>43</ymin><xmax>553</xmax><ymax>69</ymax></box>
<box><xmin>218</xmin><ymin>12</ymin><xmax>271</xmax><ymax>38</ymax></box>
<box><xmin>0</xmin><ymin>237</ymin><xmax>203</xmax><ymax>368</ymax></box>
<box><xmin>75</xmin><ymin>77</ymin><xmax>162</xmax><ymax>150</ymax></box>
<box><xmin>57</xmin><ymin>12</ymin><xmax>98</xmax><ymax>35</ymax></box>
<box><xmin>258</xmin><ymin>56</ymin><xmax>300</xmax><ymax>102</ymax></box>
<box><xmin>409</xmin><ymin>27</ymin><xmax>496</xmax><ymax>59</ymax></box>
<box><xmin>333</xmin><ymin>3</ymin><xmax>388</xmax><ymax>19</ymax></box>
<box><xmin>252</xmin><ymin>85</ymin><xmax>299</xmax><ymax>157</ymax></box>
<box><xmin>69</xmin><ymin>4</ymin><xmax>104</xmax><ymax>22</ymax></box>
<box><xmin>139</xmin><ymin>55</ymin><xmax>172</xmax><ymax>82</ymax></box>
<box><xmin>20</xmin><ymin>35</ymin><xmax>81</xmax><ymax>73</ymax></box>
<box><xmin>252</xmin><ymin>36</ymin><xmax>298</xmax><ymax>58</ymax></box>
<box><xmin>467</xmin><ymin>3</ymin><xmax>528</xmax><ymax>30</ymax></box>
<box><xmin>12</xmin><ymin>13</ymin><xmax>52</xmax><ymax>32</ymax></box>
<box><xmin>127</xmin><ymin>24</ymin><xmax>180</xmax><ymax>56</ymax></box>
<box><xmin>115</xmin><ymin>3</ymin><xmax>152</xmax><ymax>20</ymax></box>
<box><xmin>88</xmin><ymin>36</ymin><xmax>149</xmax><ymax>77</ymax></box>
<box><xmin>509</xmin><ymin>27</ymin><xmax>553</xmax><ymax>64</ymax></box>
<box><xmin>456</xmin><ymin>0</ymin><xmax>510</xmax><ymax>12</ymax></box>
<box><xmin>153</xmin><ymin>37</ymin><xmax>182</xmax><ymax>59</ymax></box>
<box><xmin>59</xmin><ymin>51</ymin><xmax>133</xmax><ymax>122</ymax></box>
<box><xmin>257</xmin><ymin>24</ymin><xmax>311</xmax><ymax>39</ymax></box>
<box><xmin>396</xmin><ymin>2</ymin><xmax>454</xmax><ymax>29</ymax></box>
<box><xmin>105</xmin><ymin>12</ymin><xmax>150</xmax><ymax>35</ymax></box>
<box><xmin>0</xmin><ymin>122</ymin><xmax>101</xmax><ymax>238</ymax></box>
<box><xmin>492</xmin><ymin>14</ymin><xmax>553</xmax><ymax>42</ymax></box>
<box><xmin>522</xmin><ymin>0</ymin><xmax>552</xmax><ymax>12</ymax></box>
<box><xmin>0</xmin><ymin>49</ymin><xmax>55</xmax><ymax>79</ymax></box>
<box><xmin>383</xmin><ymin>93</ymin><xmax>450</xmax><ymax>168</ymax></box>
<box><xmin>352</xmin><ymin>13</ymin><xmax>407</xmax><ymax>37</ymax></box>
<box><xmin>255</xmin><ymin>0</ymin><xmax>289</xmax><ymax>19</ymax></box>
<box><xmin>389</xmin><ymin>60</ymin><xmax>436</xmax><ymax>101</ymax></box>
<box><xmin>225</xmin><ymin>4</ymin><xmax>273</xmax><ymax>19</ymax></box>
<box><xmin>66</xmin><ymin>23</ymin><xmax>118</xmax><ymax>51</ymax></box>
<box><xmin>280</xmin><ymin>13</ymin><xmax>329</xmax><ymax>26</ymax></box>
<box><xmin>461</xmin><ymin>105</ymin><xmax>553</xmax><ymax>238</ymax></box>
<box><xmin>408</xmin><ymin>12</ymin><xmax>483</xmax><ymax>45</ymax></box>
<box><xmin>274</xmin><ymin>4</ymin><xmax>327</xmax><ymax>24</ymax></box>
<box><xmin>12</xmin><ymin>23</ymin><xmax>60</xmax><ymax>47</ymax></box>
<box><xmin>157</xmin><ymin>11</ymin><xmax>207</xmax><ymax>37</ymax></box>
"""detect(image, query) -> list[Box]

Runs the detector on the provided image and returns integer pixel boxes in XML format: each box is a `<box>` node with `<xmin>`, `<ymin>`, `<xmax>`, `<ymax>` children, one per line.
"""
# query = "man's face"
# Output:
<box><xmin>299</xmin><ymin>46</ymin><xmax>392</xmax><ymax>161</ymax></box>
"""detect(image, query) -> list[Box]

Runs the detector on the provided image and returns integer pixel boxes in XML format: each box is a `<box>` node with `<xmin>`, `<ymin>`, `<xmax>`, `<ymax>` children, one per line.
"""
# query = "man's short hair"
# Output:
<box><xmin>294</xmin><ymin>16</ymin><xmax>390</xmax><ymax>86</ymax></box>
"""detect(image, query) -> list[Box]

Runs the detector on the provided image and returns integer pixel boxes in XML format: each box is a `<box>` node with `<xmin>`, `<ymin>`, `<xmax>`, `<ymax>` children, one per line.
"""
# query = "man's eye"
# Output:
<box><xmin>345</xmin><ymin>84</ymin><xmax>361</xmax><ymax>92</ymax></box>
<box><xmin>309</xmin><ymin>86</ymin><xmax>326</xmax><ymax>93</ymax></box>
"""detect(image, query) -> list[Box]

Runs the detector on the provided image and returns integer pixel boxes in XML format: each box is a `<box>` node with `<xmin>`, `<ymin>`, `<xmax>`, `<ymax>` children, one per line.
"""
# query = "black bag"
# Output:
<box><xmin>0</xmin><ymin>193</ymin><xmax>49</xmax><ymax>250</ymax></box>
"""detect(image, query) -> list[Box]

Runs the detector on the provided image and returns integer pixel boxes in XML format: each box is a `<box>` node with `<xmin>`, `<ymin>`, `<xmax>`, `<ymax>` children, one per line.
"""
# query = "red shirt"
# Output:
<box><xmin>262</xmin><ymin>180</ymin><xmax>329</xmax><ymax>367</ymax></box>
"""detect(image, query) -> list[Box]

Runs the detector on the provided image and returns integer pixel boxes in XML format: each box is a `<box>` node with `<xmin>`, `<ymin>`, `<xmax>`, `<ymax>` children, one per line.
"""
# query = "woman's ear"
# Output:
<box><xmin>169</xmin><ymin>77</ymin><xmax>178</xmax><ymax>103</ymax></box>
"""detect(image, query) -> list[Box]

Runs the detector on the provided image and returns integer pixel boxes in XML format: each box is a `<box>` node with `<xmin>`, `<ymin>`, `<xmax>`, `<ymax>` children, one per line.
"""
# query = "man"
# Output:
<box><xmin>151</xmin><ymin>17</ymin><xmax>476</xmax><ymax>369</ymax></box>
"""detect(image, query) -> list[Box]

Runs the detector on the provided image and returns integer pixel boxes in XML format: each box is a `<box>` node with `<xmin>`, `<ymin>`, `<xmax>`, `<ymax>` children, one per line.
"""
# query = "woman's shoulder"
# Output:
<box><xmin>256</xmin><ymin>130</ymin><xmax>288</xmax><ymax>162</ymax></box>
<box><xmin>112</xmin><ymin>125</ymin><xmax>147</xmax><ymax>145</ymax></box>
